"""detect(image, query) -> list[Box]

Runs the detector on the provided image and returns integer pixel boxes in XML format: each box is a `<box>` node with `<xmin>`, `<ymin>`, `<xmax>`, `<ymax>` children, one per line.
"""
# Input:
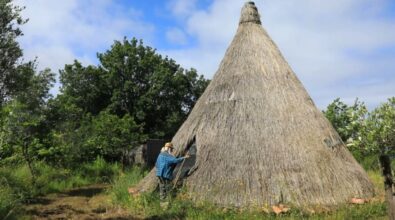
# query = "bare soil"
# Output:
<box><xmin>22</xmin><ymin>184</ymin><xmax>139</xmax><ymax>220</ymax></box>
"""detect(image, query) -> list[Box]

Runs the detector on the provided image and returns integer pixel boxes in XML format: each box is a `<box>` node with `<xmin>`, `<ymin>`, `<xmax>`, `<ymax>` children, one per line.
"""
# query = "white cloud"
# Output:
<box><xmin>162</xmin><ymin>0</ymin><xmax>395</xmax><ymax>109</ymax></box>
<box><xmin>167</xmin><ymin>0</ymin><xmax>198</xmax><ymax>17</ymax></box>
<box><xmin>15</xmin><ymin>0</ymin><xmax>155</xmax><ymax>90</ymax></box>
<box><xmin>166</xmin><ymin>28</ymin><xmax>188</xmax><ymax>45</ymax></box>
<box><xmin>22</xmin><ymin>45</ymin><xmax>94</xmax><ymax>95</ymax></box>
<box><xmin>13</xmin><ymin>0</ymin><xmax>395</xmax><ymax>108</ymax></box>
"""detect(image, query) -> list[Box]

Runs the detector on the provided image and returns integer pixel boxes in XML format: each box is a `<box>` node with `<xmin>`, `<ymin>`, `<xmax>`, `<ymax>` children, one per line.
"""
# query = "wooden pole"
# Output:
<box><xmin>379</xmin><ymin>154</ymin><xmax>395</xmax><ymax>220</ymax></box>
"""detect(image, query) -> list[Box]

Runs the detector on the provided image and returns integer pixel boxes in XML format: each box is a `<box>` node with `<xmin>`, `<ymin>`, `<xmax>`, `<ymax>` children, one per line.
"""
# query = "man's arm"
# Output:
<box><xmin>168</xmin><ymin>155</ymin><xmax>188</xmax><ymax>164</ymax></box>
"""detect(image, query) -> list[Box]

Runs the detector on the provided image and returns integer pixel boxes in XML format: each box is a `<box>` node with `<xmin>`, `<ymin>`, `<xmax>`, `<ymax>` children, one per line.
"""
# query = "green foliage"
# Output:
<box><xmin>0</xmin><ymin>0</ymin><xmax>28</xmax><ymax>106</ymax></box>
<box><xmin>357</xmin><ymin>97</ymin><xmax>395</xmax><ymax>154</ymax></box>
<box><xmin>0</xmin><ymin>2</ymin><xmax>55</xmax><ymax>168</ymax></box>
<box><xmin>108</xmin><ymin>166</ymin><xmax>147</xmax><ymax>206</ymax></box>
<box><xmin>324</xmin><ymin>97</ymin><xmax>395</xmax><ymax>170</ymax></box>
<box><xmin>0</xmin><ymin>158</ymin><xmax>123</xmax><ymax>218</ymax></box>
<box><xmin>323</xmin><ymin>98</ymin><xmax>374</xmax><ymax>168</ymax></box>
<box><xmin>83</xmin><ymin>112</ymin><xmax>146</xmax><ymax>161</ymax></box>
<box><xmin>1</xmin><ymin>67</ymin><xmax>55</xmax><ymax>179</ymax></box>
<box><xmin>0</xmin><ymin>185</ymin><xmax>18</xmax><ymax>219</ymax></box>
<box><xmin>323</xmin><ymin>98</ymin><xmax>367</xmax><ymax>143</ymax></box>
<box><xmin>78</xmin><ymin>157</ymin><xmax>121</xmax><ymax>183</ymax></box>
<box><xmin>0</xmin><ymin>164</ymin><xmax>34</xmax><ymax>218</ymax></box>
<box><xmin>57</xmin><ymin>38</ymin><xmax>209</xmax><ymax>140</ymax></box>
<box><xmin>45</xmin><ymin>37</ymin><xmax>209</xmax><ymax>165</ymax></box>
<box><xmin>46</xmin><ymin>112</ymin><xmax>146</xmax><ymax>165</ymax></box>
<box><xmin>0</xmin><ymin>164</ymin><xmax>33</xmax><ymax>201</ymax></box>
<box><xmin>58</xmin><ymin>61</ymin><xmax>110</xmax><ymax>115</ymax></box>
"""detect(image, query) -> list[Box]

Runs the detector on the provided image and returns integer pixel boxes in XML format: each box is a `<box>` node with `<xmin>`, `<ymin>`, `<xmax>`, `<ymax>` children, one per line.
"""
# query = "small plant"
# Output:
<box><xmin>79</xmin><ymin>156</ymin><xmax>120</xmax><ymax>183</ymax></box>
<box><xmin>0</xmin><ymin>185</ymin><xmax>19</xmax><ymax>219</ymax></box>
<box><xmin>108</xmin><ymin>166</ymin><xmax>147</xmax><ymax>208</ymax></box>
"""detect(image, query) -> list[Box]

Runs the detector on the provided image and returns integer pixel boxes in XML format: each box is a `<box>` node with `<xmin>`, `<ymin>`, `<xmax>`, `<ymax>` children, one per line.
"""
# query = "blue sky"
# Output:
<box><xmin>15</xmin><ymin>0</ymin><xmax>395</xmax><ymax>109</ymax></box>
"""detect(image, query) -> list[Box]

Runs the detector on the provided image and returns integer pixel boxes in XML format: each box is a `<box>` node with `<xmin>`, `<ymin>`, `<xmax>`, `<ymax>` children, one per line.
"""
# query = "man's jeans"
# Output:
<box><xmin>158</xmin><ymin>177</ymin><xmax>171</xmax><ymax>200</ymax></box>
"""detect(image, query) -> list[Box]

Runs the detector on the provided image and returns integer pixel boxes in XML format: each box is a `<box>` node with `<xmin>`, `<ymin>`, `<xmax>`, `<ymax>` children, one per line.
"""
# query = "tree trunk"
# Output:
<box><xmin>379</xmin><ymin>154</ymin><xmax>395</xmax><ymax>220</ymax></box>
<box><xmin>22</xmin><ymin>143</ymin><xmax>36</xmax><ymax>185</ymax></box>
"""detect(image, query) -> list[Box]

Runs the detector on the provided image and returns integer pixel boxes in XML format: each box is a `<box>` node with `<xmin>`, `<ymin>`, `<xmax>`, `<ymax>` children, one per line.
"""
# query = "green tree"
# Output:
<box><xmin>98</xmin><ymin>38</ymin><xmax>209</xmax><ymax>138</ymax></box>
<box><xmin>355</xmin><ymin>97</ymin><xmax>395</xmax><ymax>154</ymax></box>
<box><xmin>83</xmin><ymin>111</ymin><xmax>146</xmax><ymax>161</ymax></box>
<box><xmin>1</xmin><ymin>67</ymin><xmax>55</xmax><ymax>180</ymax></box>
<box><xmin>323</xmin><ymin>98</ymin><xmax>373</xmax><ymax>166</ymax></box>
<box><xmin>356</xmin><ymin>98</ymin><xmax>395</xmax><ymax>218</ymax></box>
<box><xmin>323</xmin><ymin>98</ymin><xmax>351</xmax><ymax>141</ymax></box>
<box><xmin>0</xmin><ymin>0</ymin><xmax>28</xmax><ymax>107</ymax></box>
<box><xmin>323</xmin><ymin>98</ymin><xmax>367</xmax><ymax>143</ymax></box>
<box><xmin>57</xmin><ymin>38</ymin><xmax>209</xmax><ymax>140</ymax></box>
<box><xmin>50</xmin><ymin>38</ymin><xmax>209</xmax><ymax>165</ymax></box>
<box><xmin>58</xmin><ymin>61</ymin><xmax>111</xmax><ymax>116</ymax></box>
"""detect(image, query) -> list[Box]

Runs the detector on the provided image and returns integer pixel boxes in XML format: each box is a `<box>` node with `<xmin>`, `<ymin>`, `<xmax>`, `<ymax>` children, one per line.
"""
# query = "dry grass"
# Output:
<box><xmin>133</xmin><ymin>1</ymin><xmax>374</xmax><ymax>208</ymax></box>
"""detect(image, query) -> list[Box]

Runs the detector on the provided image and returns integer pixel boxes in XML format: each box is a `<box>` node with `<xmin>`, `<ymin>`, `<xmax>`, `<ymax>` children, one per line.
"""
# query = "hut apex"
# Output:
<box><xmin>239</xmin><ymin>1</ymin><xmax>261</xmax><ymax>25</ymax></box>
<box><xmin>132</xmin><ymin>2</ymin><xmax>374</xmax><ymax>208</ymax></box>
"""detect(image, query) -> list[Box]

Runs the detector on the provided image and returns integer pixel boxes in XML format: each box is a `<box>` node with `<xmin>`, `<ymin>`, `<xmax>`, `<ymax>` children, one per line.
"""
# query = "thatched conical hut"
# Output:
<box><xmin>133</xmin><ymin>1</ymin><xmax>374</xmax><ymax>207</ymax></box>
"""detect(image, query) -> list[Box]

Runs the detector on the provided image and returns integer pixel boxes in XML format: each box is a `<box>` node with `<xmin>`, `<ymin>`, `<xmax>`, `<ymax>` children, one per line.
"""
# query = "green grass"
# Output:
<box><xmin>109</xmin><ymin>169</ymin><xmax>388</xmax><ymax>220</ymax></box>
<box><xmin>78</xmin><ymin>156</ymin><xmax>121</xmax><ymax>183</ymax></box>
<box><xmin>0</xmin><ymin>164</ymin><xmax>34</xmax><ymax>219</ymax></box>
<box><xmin>0</xmin><ymin>157</ymin><xmax>121</xmax><ymax>219</ymax></box>
<box><xmin>0</xmin><ymin>159</ymin><xmax>389</xmax><ymax>220</ymax></box>
<box><xmin>0</xmin><ymin>185</ymin><xmax>19</xmax><ymax>219</ymax></box>
<box><xmin>111</xmin><ymin>193</ymin><xmax>387</xmax><ymax>220</ymax></box>
<box><xmin>108</xmin><ymin>166</ymin><xmax>147</xmax><ymax>208</ymax></box>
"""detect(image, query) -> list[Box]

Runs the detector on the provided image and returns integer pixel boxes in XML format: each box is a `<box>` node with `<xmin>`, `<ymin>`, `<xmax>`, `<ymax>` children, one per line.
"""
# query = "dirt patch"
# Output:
<box><xmin>22</xmin><ymin>184</ymin><xmax>140</xmax><ymax>220</ymax></box>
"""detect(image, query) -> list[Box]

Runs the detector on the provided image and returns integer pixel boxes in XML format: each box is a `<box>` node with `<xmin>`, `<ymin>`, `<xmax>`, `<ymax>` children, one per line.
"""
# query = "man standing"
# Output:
<box><xmin>155</xmin><ymin>142</ymin><xmax>188</xmax><ymax>201</ymax></box>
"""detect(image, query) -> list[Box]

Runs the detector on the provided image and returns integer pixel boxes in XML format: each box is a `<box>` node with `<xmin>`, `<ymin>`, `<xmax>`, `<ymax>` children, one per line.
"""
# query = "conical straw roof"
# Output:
<box><xmin>134</xmin><ymin>1</ymin><xmax>374</xmax><ymax>207</ymax></box>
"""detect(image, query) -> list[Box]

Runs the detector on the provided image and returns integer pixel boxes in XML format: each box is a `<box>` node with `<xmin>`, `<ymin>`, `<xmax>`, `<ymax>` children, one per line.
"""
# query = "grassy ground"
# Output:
<box><xmin>0</xmin><ymin>157</ymin><xmax>120</xmax><ymax>219</ymax></box>
<box><xmin>19</xmin><ymin>184</ymin><xmax>136</xmax><ymax>220</ymax></box>
<box><xmin>108</xmin><ymin>169</ymin><xmax>388</xmax><ymax>220</ymax></box>
<box><xmin>1</xmin><ymin>160</ymin><xmax>389</xmax><ymax>219</ymax></box>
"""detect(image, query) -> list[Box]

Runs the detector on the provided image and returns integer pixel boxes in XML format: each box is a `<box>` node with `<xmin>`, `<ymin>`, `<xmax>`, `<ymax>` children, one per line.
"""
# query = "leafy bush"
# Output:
<box><xmin>79</xmin><ymin>156</ymin><xmax>121</xmax><ymax>183</ymax></box>
<box><xmin>0</xmin><ymin>185</ymin><xmax>19</xmax><ymax>219</ymax></box>
<box><xmin>0</xmin><ymin>164</ymin><xmax>34</xmax><ymax>219</ymax></box>
<box><xmin>0</xmin><ymin>165</ymin><xmax>34</xmax><ymax>199</ymax></box>
<box><xmin>81</xmin><ymin>112</ymin><xmax>145</xmax><ymax>162</ymax></box>
<box><xmin>323</xmin><ymin>97</ymin><xmax>395</xmax><ymax>171</ymax></box>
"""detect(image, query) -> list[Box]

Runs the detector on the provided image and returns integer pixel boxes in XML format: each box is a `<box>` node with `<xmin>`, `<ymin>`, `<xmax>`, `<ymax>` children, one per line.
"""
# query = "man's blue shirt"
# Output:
<box><xmin>155</xmin><ymin>152</ymin><xmax>184</xmax><ymax>180</ymax></box>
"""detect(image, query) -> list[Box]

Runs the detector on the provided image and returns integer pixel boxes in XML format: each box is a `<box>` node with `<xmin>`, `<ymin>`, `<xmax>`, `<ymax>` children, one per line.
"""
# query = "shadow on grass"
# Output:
<box><xmin>26</xmin><ymin>197</ymin><xmax>53</xmax><ymax>205</ymax></box>
<box><xmin>65</xmin><ymin>185</ymin><xmax>106</xmax><ymax>197</ymax></box>
<box><xmin>146</xmin><ymin>212</ymin><xmax>187</xmax><ymax>220</ymax></box>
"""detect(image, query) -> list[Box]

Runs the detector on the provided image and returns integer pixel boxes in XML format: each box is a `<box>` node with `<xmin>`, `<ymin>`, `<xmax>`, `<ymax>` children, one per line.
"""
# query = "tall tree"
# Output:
<box><xmin>58</xmin><ymin>61</ymin><xmax>111</xmax><ymax>116</ymax></box>
<box><xmin>58</xmin><ymin>38</ymin><xmax>209</xmax><ymax>139</ymax></box>
<box><xmin>323</xmin><ymin>98</ymin><xmax>367</xmax><ymax>143</ymax></box>
<box><xmin>97</xmin><ymin>38</ymin><xmax>209</xmax><ymax>138</ymax></box>
<box><xmin>0</xmin><ymin>0</ymin><xmax>28</xmax><ymax>106</ymax></box>
<box><xmin>360</xmin><ymin>98</ymin><xmax>395</xmax><ymax>220</ymax></box>
<box><xmin>1</xmin><ymin>66</ymin><xmax>54</xmax><ymax>180</ymax></box>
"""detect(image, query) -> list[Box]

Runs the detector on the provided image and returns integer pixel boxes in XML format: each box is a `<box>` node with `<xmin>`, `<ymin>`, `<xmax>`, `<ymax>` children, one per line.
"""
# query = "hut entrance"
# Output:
<box><xmin>173</xmin><ymin>137</ymin><xmax>198</xmax><ymax>187</ymax></box>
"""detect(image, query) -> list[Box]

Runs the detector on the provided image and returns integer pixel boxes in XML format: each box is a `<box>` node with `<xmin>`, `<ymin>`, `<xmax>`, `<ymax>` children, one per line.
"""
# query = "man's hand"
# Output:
<box><xmin>184</xmin><ymin>153</ymin><xmax>190</xmax><ymax>159</ymax></box>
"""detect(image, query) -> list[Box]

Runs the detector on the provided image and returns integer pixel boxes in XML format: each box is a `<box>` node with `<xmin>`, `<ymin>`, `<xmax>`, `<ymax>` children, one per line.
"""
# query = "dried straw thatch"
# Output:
<box><xmin>132</xmin><ymin>1</ymin><xmax>374</xmax><ymax>207</ymax></box>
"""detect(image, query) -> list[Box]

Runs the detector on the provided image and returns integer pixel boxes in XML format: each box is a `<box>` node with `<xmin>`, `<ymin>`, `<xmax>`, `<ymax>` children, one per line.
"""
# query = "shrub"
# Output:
<box><xmin>0</xmin><ymin>165</ymin><xmax>34</xmax><ymax>199</ymax></box>
<box><xmin>0</xmin><ymin>185</ymin><xmax>19</xmax><ymax>219</ymax></box>
<box><xmin>79</xmin><ymin>156</ymin><xmax>120</xmax><ymax>183</ymax></box>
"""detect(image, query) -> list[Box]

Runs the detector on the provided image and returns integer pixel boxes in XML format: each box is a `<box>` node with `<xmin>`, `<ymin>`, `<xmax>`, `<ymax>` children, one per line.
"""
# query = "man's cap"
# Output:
<box><xmin>164</xmin><ymin>142</ymin><xmax>173</xmax><ymax>148</ymax></box>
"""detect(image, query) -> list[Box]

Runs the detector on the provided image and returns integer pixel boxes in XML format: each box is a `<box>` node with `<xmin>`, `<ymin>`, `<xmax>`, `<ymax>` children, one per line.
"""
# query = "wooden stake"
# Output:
<box><xmin>379</xmin><ymin>154</ymin><xmax>395</xmax><ymax>220</ymax></box>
